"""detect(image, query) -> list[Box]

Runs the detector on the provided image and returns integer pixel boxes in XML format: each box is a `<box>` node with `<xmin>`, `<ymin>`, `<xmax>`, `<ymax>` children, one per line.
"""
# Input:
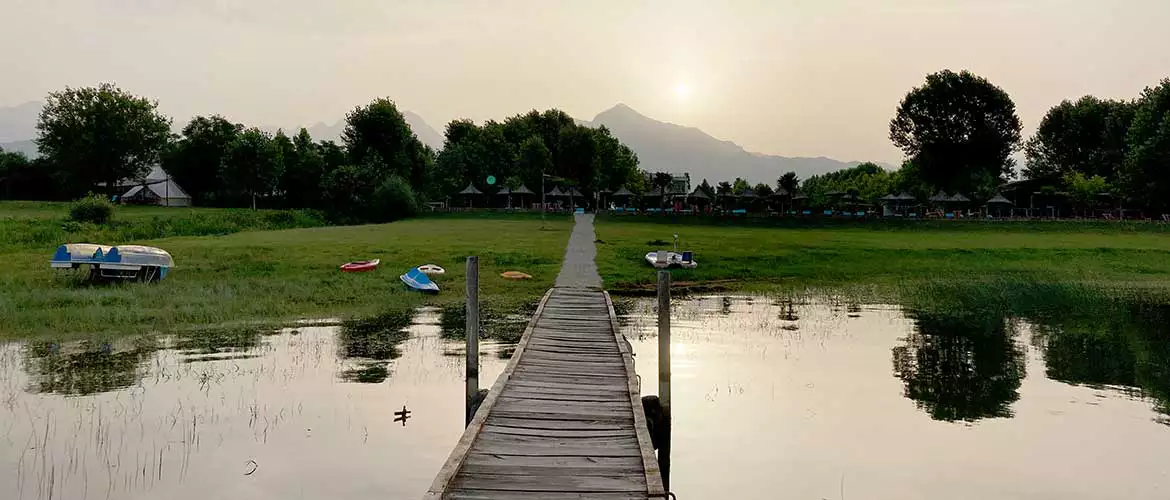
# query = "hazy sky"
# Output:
<box><xmin>4</xmin><ymin>0</ymin><xmax>1168</xmax><ymax>163</ymax></box>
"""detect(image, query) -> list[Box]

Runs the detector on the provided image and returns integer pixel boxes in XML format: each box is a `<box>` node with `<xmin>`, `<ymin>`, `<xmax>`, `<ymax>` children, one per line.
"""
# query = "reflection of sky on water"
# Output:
<box><xmin>623</xmin><ymin>296</ymin><xmax>1170</xmax><ymax>500</ymax></box>
<box><xmin>0</xmin><ymin>308</ymin><xmax>509</xmax><ymax>500</ymax></box>
<box><xmin>3</xmin><ymin>297</ymin><xmax>1168</xmax><ymax>500</ymax></box>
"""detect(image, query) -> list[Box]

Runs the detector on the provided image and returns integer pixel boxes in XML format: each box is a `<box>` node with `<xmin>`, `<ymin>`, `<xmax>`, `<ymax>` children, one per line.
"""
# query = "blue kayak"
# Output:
<box><xmin>400</xmin><ymin>267</ymin><xmax>439</xmax><ymax>293</ymax></box>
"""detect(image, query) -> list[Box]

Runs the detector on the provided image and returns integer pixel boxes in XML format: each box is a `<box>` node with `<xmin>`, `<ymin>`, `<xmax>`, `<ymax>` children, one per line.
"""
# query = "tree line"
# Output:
<box><xmin>0</xmin><ymin>84</ymin><xmax>643</xmax><ymax>222</ymax></box>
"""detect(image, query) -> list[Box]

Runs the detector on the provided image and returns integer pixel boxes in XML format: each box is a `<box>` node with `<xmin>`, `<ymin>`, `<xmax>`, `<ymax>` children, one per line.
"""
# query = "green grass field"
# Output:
<box><xmin>594</xmin><ymin>216</ymin><xmax>1170</xmax><ymax>296</ymax></box>
<box><xmin>5</xmin><ymin>201</ymin><xmax>1170</xmax><ymax>341</ymax></box>
<box><xmin>0</xmin><ymin>202</ymin><xmax>572</xmax><ymax>339</ymax></box>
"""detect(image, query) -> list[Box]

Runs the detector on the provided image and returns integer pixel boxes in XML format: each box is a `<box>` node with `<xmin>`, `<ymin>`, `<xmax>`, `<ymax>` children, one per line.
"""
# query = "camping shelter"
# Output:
<box><xmin>120</xmin><ymin>166</ymin><xmax>191</xmax><ymax>207</ymax></box>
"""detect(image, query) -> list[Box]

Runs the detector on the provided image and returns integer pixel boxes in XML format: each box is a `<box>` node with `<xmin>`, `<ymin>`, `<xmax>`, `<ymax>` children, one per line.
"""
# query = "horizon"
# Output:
<box><xmin>5</xmin><ymin>1</ymin><xmax>1170</xmax><ymax>164</ymax></box>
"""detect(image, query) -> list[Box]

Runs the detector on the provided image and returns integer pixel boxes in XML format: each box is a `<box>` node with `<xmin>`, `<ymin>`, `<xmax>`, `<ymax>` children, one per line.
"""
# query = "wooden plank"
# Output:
<box><xmin>450</xmin><ymin>473</ymin><xmax>646</xmax><ymax>493</ymax></box>
<box><xmin>474</xmin><ymin>433</ymin><xmax>639</xmax><ymax>449</ymax></box>
<box><xmin>485</xmin><ymin>417</ymin><xmax>629</xmax><ymax>431</ymax></box>
<box><xmin>459</xmin><ymin>464</ymin><xmax>645</xmax><ymax>477</ymax></box>
<box><xmin>468</xmin><ymin>443</ymin><xmax>643</xmax><ymax>458</ymax></box>
<box><xmin>482</xmin><ymin>425</ymin><xmax>634</xmax><ymax>439</ymax></box>
<box><xmin>447</xmin><ymin>491</ymin><xmax>644</xmax><ymax>500</ymax></box>
<box><xmin>462</xmin><ymin>455</ymin><xmax>643</xmax><ymax>469</ymax></box>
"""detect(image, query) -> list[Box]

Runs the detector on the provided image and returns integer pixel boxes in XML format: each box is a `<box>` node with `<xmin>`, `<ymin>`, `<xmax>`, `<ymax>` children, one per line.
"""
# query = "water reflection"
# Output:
<box><xmin>0</xmin><ymin>308</ymin><xmax>511</xmax><ymax>500</ymax></box>
<box><xmin>622</xmin><ymin>294</ymin><xmax>1170</xmax><ymax>500</ymax></box>
<box><xmin>892</xmin><ymin>311</ymin><xmax>1026</xmax><ymax>422</ymax></box>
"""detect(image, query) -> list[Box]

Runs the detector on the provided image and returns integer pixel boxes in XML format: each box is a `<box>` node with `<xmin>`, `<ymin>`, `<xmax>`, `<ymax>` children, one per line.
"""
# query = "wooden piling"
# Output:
<box><xmin>657</xmin><ymin>270</ymin><xmax>672</xmax><ymax>491</ymax></box>
<box><xmin>465</xmin><ymin>256</ymin><xmax>479</xmax><ymax>426</ymax></box>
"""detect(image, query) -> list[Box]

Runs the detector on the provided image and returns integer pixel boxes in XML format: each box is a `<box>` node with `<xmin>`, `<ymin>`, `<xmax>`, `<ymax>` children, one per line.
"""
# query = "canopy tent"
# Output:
<box><xmin>612</xmin><ymin>186</ymin><xmax>634</xmax><ymax>198</ymax></box>
<box><xmin>896</xmin><ymin>192</ymin><xmax>916</xmax><ymax>201</ymax></box>
<box><xmin>512</xmin><ymin>184</ymin><xmax>535</xmax><ymax>195</ymax></box>
<box><xmin>985</xmin><ymin>193</ymin><xmax>1013</xmax><ymax>217</ymax></box>
<box><xmin>545</xmin><ymin>186</ymin><xmax>565</xmax><ymax>197</ymax></box>
<box><xmin>949</xmin><ymin>193</ymin><xmax>971</xmax><ymax>203</ymax></box>
<box><xmin>119</xmin><ymin>166</ymin><xmax>191</xmax><ymax>207</ymax></box>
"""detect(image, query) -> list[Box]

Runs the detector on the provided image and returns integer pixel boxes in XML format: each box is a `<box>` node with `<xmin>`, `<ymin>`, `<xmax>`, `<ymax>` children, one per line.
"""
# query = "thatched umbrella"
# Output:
<box><xmin>612</xmin><ymin>186</ymin><xmax>634</xmax><ymax>209</ymax></box>
<box><xmin>929</xmin><ymin>191</ymin><xmax>951</xmax><ymax>203</ymax></box>
<box><xmin>567</xmin><ymin>187</ymin><xmax>585</xmax><ymax>208</ymax></box>
<box><xmin>985</xmin><ymin>193</ymin><xmax>1013</xmax><ymax>217</ymax></box>
<box><xmin>494</xmin><ymin>186</ymin><xmax>512</xmax><ymax>208</ymax></box>
<box><xmin>511</xmin><ymin>184</ymin><xmax>534</xmax><ymax>208</ymax></box>
<box><xmin>459</xmin><ymin>183</ymin><xmax>483</xmax><ymax>208</ymax></box>
<box><xmin>688</xmin><ymin>186</ymin><xmax>710</xmax><ymax>211</ymax></box>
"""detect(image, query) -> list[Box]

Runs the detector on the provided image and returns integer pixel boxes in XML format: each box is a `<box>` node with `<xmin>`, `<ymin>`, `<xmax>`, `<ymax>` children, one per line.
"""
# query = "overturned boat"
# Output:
<box><xmin>51</xmin><ymin>243</ymin><xmax>174</xmax><ymax>281</ymax></box>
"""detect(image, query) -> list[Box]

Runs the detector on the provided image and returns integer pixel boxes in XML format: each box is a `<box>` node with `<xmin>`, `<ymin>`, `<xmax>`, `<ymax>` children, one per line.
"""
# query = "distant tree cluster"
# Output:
<box><xmin>886</xmin><ymin>70</ymin><xmax>1170</xmax><ymax>214</ymax></box>
<box><xmin>2</xmin><ymin>84</ymin><xmax>645</xmax><ymax>223</ymax></box>
<box><xmin>433</xmin><ymin>110</ymin><xmax>641</xmax><ymax>201</ymax></box>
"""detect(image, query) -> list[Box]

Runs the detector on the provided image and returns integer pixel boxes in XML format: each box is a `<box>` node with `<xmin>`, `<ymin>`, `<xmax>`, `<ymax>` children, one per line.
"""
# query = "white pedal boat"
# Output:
<box><xmin>51</xmin><ymin>243</ymin><xmax>174</xmax><ymax>281</ymax></box>
<box><xmin>644</xmin><ymin>251</ymin><xmax>698</xmax><ymax>269</ymax></box>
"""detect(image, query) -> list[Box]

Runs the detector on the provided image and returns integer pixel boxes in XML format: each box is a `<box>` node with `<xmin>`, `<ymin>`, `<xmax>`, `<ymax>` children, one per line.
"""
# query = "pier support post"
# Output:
<box><xmin>466</xmin><ymin>256</ymin><xmax>480</xmax><ymax>426</ymax></box>
<box><xmin>657</xmin><ymin>270</ymin><xmax>672</xmax><ymax>491</ymax></box>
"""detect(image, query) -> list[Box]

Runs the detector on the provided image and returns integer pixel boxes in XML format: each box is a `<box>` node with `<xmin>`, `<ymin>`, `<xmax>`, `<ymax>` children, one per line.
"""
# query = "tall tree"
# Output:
<box><xmin>342</xmin><ymin>98</ymin><xmax>430</xmax><ymax>190</ymax></box>
<box><xmin>517</xmin><ymin>136</ymin><xmax>553</xmax><ymax>193</ymax></box>
<box><xmin>776</xmin><ymin>171</ymin><xmax>799</xmax><ymax>195</ymax></box>
<box><xmin>732</xmin><ymin>177</ymin><xmax>750</xmax><ymax>194</ymax></box>
<box><xmin>1120</xmin><ymin>79</ymin><xmax>1170</xmax><ymax>214</ymax></box>
<box><xmin>278</xmin><ymin>128</ymin><xmax>326</xmax><ymax>208</ymax></box>
<box><xmin>165</xmin><ymin>115</ymin><xmax>241</xmax><ymax>204</ymax></box>
<box><xmin>889</xmin><ymin>70</ymin><xmax>1022</xmax><ymax>195</ymax></box>
<box><xmin>652</xmin><ymin>172</ymin><xmax>674</xmax><ymax>190</ymax></box>
<box><xmin>223</xmin><ymin>128</ymin><xmax>282</xmax><ymax>209</ymax></box>
<box><xmin>1024</xmin><ymin>96</ymin><xmax>1136</xmax><ymax>181</ymax></box>
<box><xmin>35</xmin><ymin>83</ymin><xmax>171</xmax><ymax>195</ymax></box>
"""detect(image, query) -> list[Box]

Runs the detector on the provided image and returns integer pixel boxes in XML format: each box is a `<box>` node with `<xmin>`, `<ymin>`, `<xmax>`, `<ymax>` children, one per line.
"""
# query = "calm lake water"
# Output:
<box><xmin>0</xmin><ymin>308</ymin><xmax>509</xmax><ymax>500</ymax></box>
<box><xmin>3</xmin><ymin>296</ymin><xmax>1168</xmax><ymax>499</ymax></box>
<box><xmin>623</xmin><ymin>296</ymin><xmax>1170</xmax><ymax>500</ymax></box>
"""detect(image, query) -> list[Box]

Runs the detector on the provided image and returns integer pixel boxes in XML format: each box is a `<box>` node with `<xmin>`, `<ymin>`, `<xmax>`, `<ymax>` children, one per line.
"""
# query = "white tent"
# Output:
<box><xmin>120</xmin><ymin>166</ymin><xmax>191</xmax><ymax>207</ymax></box>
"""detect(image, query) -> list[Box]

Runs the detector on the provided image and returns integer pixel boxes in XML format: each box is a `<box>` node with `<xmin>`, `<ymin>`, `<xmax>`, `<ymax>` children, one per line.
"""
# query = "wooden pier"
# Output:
<box><xmin>423</xmin><ymin>287</ymin><xmax>665</xmax><ymax>499</ymax></box>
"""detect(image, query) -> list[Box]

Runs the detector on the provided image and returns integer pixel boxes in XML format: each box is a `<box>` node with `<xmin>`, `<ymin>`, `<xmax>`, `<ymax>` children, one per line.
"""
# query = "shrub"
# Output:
<box><xmin>368</xmin><ymin>175</ymin><xmax>419</xmax><ymax>223</ymax></box>
<box><xmin>68</xmin><ymin>194</ymin><xmax>114</xmax><ymax>224</ymax></box>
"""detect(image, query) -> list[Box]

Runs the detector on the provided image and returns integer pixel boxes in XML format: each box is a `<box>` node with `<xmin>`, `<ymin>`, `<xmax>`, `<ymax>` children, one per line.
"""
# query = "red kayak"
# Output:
<box><xmin>340</xmin><ymin>259</ymin><xmax>380</xmax><ymax>272</ymax></box>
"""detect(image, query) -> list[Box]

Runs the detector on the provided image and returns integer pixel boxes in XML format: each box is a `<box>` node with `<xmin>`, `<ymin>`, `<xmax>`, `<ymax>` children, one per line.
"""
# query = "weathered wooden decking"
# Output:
<box><xmin>424</xmin><ymin>287</ymin><xmax>664</xmax><ymax>499</ymax></box>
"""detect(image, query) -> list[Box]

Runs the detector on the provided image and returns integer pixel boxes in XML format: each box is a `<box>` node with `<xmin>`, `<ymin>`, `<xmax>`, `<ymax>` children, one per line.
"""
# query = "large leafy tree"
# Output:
<box><xmin>517</xmin><ymin>136</ymin><xmax>553</xmax><ymax>188</ymax></box>
<box><xmin>223</xmin><ymin>128</ymin><xmax>282</xmax><ymax>209</ymax></box>
<box><xmin>165</xmin><ymin>115</ymin><xmax>241</xmax><ymax>204</ymax></box>
<box><xmin>36</xmin><ymin>83</ymin><xmax>171</xmax><ymax>195</ymax></box>
<box><xmin>342</xmin><ymin>98</ymin><xmax>431</xmax><ymax>190</ymax></box>
<box><xmin>1119</xmin><ymin>79</ymin><xmax>1170</xmax><ymax>214</ymax></box>
<box><xmin>889</xmin><ymin>70</ymin><xmax>1022</xmax><ymax>195</ymax></box>
<box><xmin>278</xmin><ymin>128</ymin><xmax>327</xmax><ymax>208</ymax></box>
<box><xmin>1024</xmin><ymin>96</ymin><xmax>1136</xmax><ymax>182</ymax></box>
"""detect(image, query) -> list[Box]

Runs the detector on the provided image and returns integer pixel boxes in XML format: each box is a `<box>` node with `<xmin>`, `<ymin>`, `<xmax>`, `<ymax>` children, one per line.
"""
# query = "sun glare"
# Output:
<box><xmin>674</xmin><ymin>83</ymin><xmax>691</xmax><ymax>100</ymax></box>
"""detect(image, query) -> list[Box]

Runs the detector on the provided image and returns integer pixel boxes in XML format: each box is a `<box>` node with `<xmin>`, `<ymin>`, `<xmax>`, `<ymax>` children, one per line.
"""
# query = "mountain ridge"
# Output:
<box><xmin>584</xmin><ymin>103</ymin><xmax>888</xmax><ymax>185</ymax></box>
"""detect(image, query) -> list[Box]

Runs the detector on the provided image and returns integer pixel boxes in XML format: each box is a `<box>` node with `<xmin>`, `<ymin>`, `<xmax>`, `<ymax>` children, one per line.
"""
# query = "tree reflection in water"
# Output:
<box><xmin>892</xmin><ymin>311</ymin><xmax>1025</xmax><ymax>422</ymax></box>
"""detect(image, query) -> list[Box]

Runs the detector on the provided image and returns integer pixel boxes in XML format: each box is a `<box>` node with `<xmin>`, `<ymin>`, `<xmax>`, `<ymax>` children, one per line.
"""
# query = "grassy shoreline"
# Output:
<box><xmin>5</xmin><ymin>202</ymin><xmax>1170</xmax><ymax>341</ymax></box>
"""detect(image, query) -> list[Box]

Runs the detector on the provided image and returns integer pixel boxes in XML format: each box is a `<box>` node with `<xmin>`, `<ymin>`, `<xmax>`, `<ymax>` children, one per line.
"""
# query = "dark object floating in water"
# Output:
<box><xmin>340</xmin><ymin>259</ymin><xmax>380</xmax><ymax>272</ymax></box>
<box><xmin>394</xmin><ymin>405</ymin><xmax>412</xmax><ymax>426</ymax></box>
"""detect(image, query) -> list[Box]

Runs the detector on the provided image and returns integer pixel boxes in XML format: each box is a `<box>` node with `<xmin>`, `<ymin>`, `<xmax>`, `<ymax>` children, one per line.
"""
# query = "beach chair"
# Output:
<box><xmin>681</xmin><ymin>251</ymin><xmax>694</xmax><ymax>265</ymax></box>
<box><xmin>656</xmin><ymin>250</ymin><xmax>669</xmax><ymax>267</ymax></box>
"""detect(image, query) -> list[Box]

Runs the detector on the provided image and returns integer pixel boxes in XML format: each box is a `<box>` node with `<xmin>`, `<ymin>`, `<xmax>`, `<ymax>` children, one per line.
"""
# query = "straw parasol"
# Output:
<box><xmin>986</xmin><ymin>193</ymin><xmax>1013</xmax><ymax>205</ymax></box>
<box><xmin>459</xmin><ymin>183</ymin><xmax>483</xmax><ymax>207</ymax></box>
<box><xmin>929</xmin><ymin>191</ymin><xmax>951</xmax><ymax>203</ymax></box>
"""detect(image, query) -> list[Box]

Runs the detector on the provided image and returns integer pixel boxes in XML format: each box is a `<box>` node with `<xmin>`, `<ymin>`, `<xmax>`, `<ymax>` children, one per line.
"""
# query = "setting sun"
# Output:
<box><xmin>674</xmin><ymin>83</ymin><xmax>691</xmax><ymax>100</ymax></box>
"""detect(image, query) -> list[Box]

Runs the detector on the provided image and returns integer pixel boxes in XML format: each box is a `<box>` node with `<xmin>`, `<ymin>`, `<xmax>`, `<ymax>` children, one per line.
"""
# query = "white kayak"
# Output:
<box><xmin>644</xmin><ymin>251</ymin><xmax>698</xmax><ymax>269</ymax></box>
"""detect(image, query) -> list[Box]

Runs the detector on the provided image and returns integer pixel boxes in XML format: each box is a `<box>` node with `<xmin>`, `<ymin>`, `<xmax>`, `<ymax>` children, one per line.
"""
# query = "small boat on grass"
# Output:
<box><xmin>418</xmin><ymin>264</ymin><xmax>445</xmax><ymax>275</ymax></box>
<box><xmin>644</xmin><ymin>251</ymin><xmax>698</xmax><ymax>269</ymax></box>
<box><xmin>340</xmin><ymin>259</ymin><xmax>380</xmax><ymax>272</ymax></box>
<box><xmin>51</xmin><ymin>243</ymin><xmax>174</xmax><ymax>281</ymax></box>
<box><xmin>400</xmin><ymin>267</ymin><xmax>440</xmax><ymax>293</ymax></box>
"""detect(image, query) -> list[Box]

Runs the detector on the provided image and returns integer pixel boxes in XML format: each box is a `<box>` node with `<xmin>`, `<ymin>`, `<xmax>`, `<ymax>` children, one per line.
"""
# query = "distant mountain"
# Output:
<box><xmin>0</xmin><ymin>139</ymin><xmax>38</xmax><ymax>157</ymax></box>
<box><xmin>269</xmin><ymin>110</ymin><xmax>445</xmax><ymax>150</ymax></box>
<box><xmin>586</xmin><ymin>103</ymin><xmax>885</xmax><ymax>185</ymax></box>
<box><xmin>0</xmin><ymin>101</ymin><xmax>40</xmax><ymax>143</ymax></box>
